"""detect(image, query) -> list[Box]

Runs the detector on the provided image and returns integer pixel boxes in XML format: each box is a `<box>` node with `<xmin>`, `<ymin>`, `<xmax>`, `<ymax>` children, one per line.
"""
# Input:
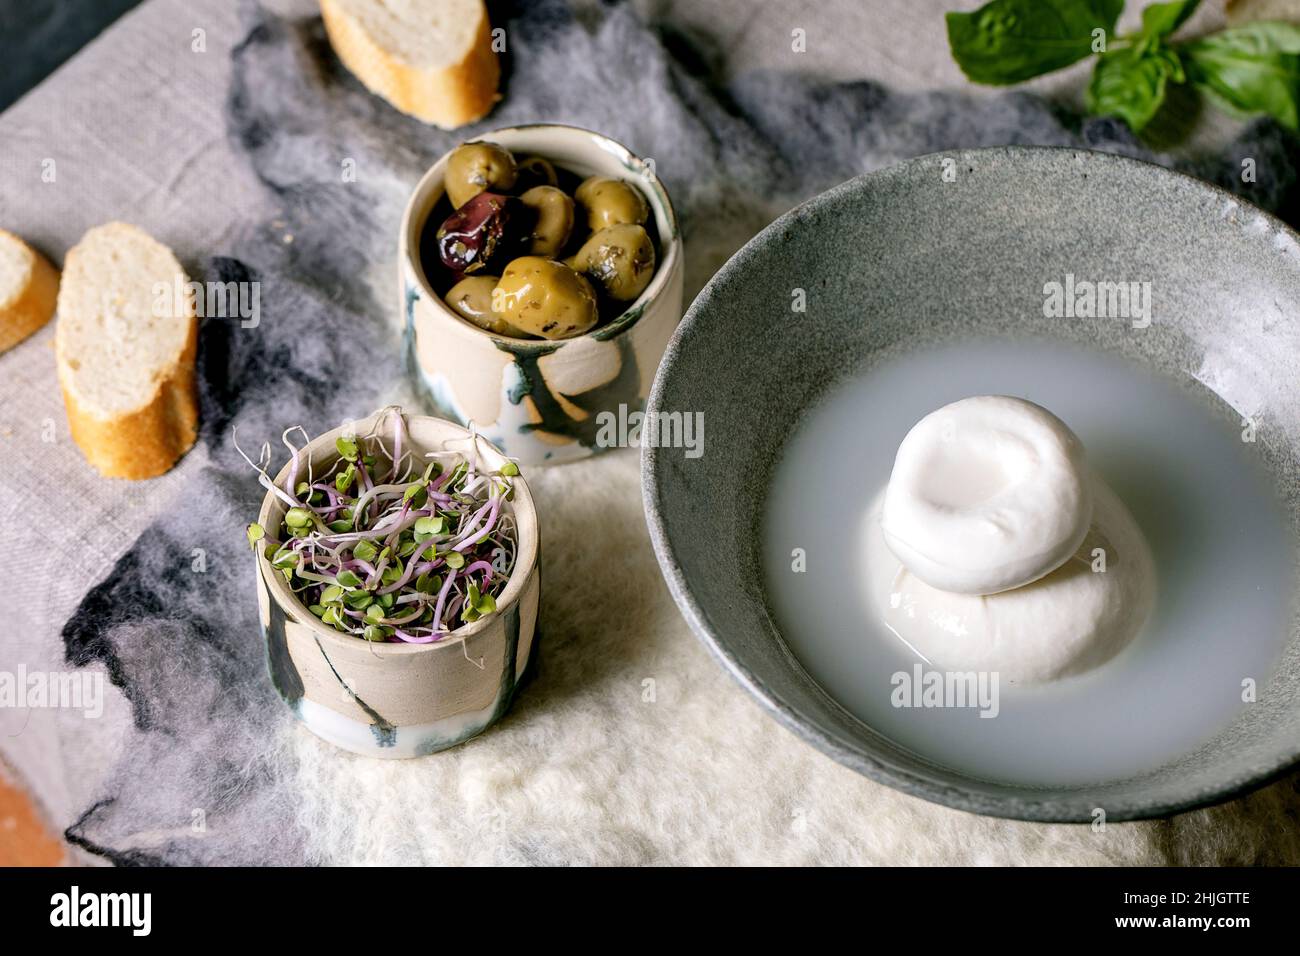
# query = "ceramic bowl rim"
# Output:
<box><xmin>256</xmin><ymin>408</ymin><xmax>539</xmax><ymax>657</ymax></box>
<box><xmin>641</xmin><ymin>143</ymin><xmax>1300</xmax><ymax>822</ymax></box>
<box><xmin>399</xmin><ymin>122</ymin><xmax>683</xmax><ymax>346</ymax></box>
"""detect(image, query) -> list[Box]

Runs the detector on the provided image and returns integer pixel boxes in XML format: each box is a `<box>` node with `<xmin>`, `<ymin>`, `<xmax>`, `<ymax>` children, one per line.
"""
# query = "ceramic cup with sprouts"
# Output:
<box><xmin>250</xmin><ymin>407</ymin><xmax>540</xmax><ymax>758</ymax></box>
<box><xmin>399</xmin><ymin>123</ymin><xmax>684</xmax><ymax>466</ymax></box>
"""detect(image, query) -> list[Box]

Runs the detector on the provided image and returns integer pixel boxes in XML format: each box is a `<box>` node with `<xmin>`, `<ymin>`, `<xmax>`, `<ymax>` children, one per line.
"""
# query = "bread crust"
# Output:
<box><xmin>55</xmin><ymin>222</ymin><xmax>200</xmax><ymax>480</ymax></box>
<box><xmin>58</xmin><ymin>317</ymin><xmax>199</xmax><ymax>480</ymax></box>
<box><xmin>320</xmin><ymin>0</ymin><xmax>500</xmax><ymax>128</ymax></box>
<box><xmin>0</xmin><ymin>234</ymin><xmax>59</xmax><ymax>354</ymax></box>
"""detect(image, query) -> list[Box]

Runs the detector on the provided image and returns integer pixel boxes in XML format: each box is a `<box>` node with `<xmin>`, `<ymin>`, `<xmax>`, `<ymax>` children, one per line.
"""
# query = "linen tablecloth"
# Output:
<box><xmin>2</xmin><ymin>0</ymin><xmax>1298</xmax><ymax>864</ymax></box>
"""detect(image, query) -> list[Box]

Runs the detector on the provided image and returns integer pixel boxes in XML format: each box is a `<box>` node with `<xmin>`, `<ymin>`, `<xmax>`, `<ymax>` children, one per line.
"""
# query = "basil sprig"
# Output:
<box><xmin>1183</xmin><ymin>22</ymin><xmax>1300</xmax><ymax>131</ymax></box>
<box><xmin>946</xmin><ymin>0</ymin><xmax>1300</xmax><ymax>133</ymax></box>
<box><xmin>944</xmin><ymin>0</ymin><xmax>1123</xmax><ymax>85</ymax></box>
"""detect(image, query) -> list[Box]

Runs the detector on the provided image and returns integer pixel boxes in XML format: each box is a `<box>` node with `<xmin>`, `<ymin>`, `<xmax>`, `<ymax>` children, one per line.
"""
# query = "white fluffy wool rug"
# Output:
<box><xmin>19</xmin><ymin>0</ymin><xmax>1300</xmax><ymax>864</ymax></box>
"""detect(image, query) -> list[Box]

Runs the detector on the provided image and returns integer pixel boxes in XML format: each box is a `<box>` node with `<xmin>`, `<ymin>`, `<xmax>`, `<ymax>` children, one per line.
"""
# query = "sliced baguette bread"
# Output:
<box><xmin>320</xmin><ymin>0</ymin><xmax>500</xmax><ymax>128</ymax></box>
<box><xmin>56</xmin><ymin>223</ymin><xmax>199</xmax><ymax>480</ymax></box>
<box><xmin>0</xmin><ymin>230</ymin><xmax>60</xmax><ymax>354</ymax></box>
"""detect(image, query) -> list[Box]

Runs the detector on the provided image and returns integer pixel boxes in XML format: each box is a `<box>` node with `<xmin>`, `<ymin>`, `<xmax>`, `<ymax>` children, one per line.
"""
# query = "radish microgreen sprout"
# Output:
<box><xmin>242</xmin><ymin>409</ymin><xmax>519</xmax><ymax>643</ymax></box>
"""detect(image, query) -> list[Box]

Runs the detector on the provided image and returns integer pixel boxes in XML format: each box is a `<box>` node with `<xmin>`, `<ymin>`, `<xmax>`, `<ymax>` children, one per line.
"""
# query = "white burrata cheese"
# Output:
<box><xmin>881</xmin><ymin>396</ymin><xmax>1091</xmax><ymax>594</ymax></box>
<box><xmin>866</xmin><ymin>477</ymin><xmax>1155</xmax><ymax>684</ymax></box>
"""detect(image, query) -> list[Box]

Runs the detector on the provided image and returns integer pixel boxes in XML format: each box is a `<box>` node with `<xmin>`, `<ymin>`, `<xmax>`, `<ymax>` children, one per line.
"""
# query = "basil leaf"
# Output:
<box><xmin>1140</xmin><ymin>0</ymin><xmax>1200</xmax><ymax>41</ymax></box>
<box><xmin>1087</xmin><ymin>44</ymin><xmax>1183</xmax><ymax>130</ymax></box>
<box><xmin>946</xmin><ymin>0</ymin><xmax>1123</xmax><ymax>85</ymax></box>
<box><xmin>1183</xmin><ymin>22</ymin><xmax>1300</xmax><ymax>131</ymax></box>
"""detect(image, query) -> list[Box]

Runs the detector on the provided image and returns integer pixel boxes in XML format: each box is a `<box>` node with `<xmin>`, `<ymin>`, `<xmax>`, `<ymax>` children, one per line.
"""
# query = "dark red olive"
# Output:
<box><xmin>435</xmin><ymin>191</ymin><xmax>525</xmax><ymax>274</ymax></box>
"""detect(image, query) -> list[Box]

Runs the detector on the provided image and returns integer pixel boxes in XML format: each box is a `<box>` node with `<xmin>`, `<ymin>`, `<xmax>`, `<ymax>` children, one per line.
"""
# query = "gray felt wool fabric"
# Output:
<box><xmin>4</xmin><ymin>0</ymin><xmax>1300</xmax><ymax>864</ymax></box>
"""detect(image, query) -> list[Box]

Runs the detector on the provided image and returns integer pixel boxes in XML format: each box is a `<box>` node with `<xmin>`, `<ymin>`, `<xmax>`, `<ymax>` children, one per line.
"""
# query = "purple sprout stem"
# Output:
<box><xmin>382</xmin><ymin>606</ymin><xmax>425</xmax><ymax>626</ymax></box>
<box><xmin>283</xmin><ymin>442</ymin><xmax>301</xmax><ymax>499</ymax></box>
<box><xmin>355</xmin><ymin>454</ymin><xmax>375</xmax><ymax>502</ymax></box>
<box><xmin>454</xmin><ymin>496</ymin><xmax>501</xmax><ymax>552</ymax></box>
<box><xmin>431</xmin><ymin>570</ymin><xmax>458</xmax><ymax>633</ymax></box>
<box><xmin>392</xmin><ymin>629</ymin><xmax>437</xmax><ymax>644</ymax></box>
<box><xmin>391</xmin><ymin>410</ymin><xmax>404</xmax><ymax>481</ymax></box>
<box><xmin>449</xmin><ymin>499</ymin><xmax>492</xmax><ymax>547</ymax></box>
<box><xmin>377</xmin><ymin>538</ymin><xmax>441</xmax><ymax>594</ymax></box>
<box><xmin>309</xmin><ymin>483</ymin><xmax>344</xmax><ymax>517</ymax></box>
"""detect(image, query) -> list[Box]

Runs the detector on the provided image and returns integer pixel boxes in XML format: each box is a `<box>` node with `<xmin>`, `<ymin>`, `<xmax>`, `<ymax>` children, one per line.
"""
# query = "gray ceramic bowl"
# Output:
<box><xmin>643</xmin><ymin>146</ymin><xmax>1300</xmax><ymax>821</ymax></box>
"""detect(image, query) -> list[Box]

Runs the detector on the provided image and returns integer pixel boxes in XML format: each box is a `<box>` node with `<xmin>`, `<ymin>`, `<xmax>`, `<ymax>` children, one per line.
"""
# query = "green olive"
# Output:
<box><xmin>569</xmin><ymin>224</ymin><xmax>656</xmax><ymax>302</ymax></box>
<box><xmin>493</xmin><ymin>257</ymin><xmax>598</xmax><ymax>340</ymax></box>
<box><xmin>445</xmin><ymin>142</ymin><xmax>517</xmax><ymax>209</ymax></box>
<box><xmin>519</xmin><ymin>186</ymin><xmax>575</xmax><ymax>257</ymax></box>
<box><xmin>444</xmin><ymin>275</ymin><xmax>526</xmax><ymax>337</ymax></box>
<box><xmin>574</xmin><ymin>176</ymin><xmax>649</xmax><ymax>231</ymax></box>
<box><xmin>515</xmin><ymin>156</ymin><xmax>559</xmax><ymax>191</ymax></box>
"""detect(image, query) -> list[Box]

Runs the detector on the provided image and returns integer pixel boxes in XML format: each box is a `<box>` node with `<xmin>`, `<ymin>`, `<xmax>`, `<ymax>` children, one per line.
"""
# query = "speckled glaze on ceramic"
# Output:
<box><xmin>400</xmin><ymin>125</ymin><xmax>684</xmax><ymax>466</ymax></box>
<box><xmin>256</xmin><ymin>409</ymin><xmax>540</xmax><ymax>758</ymax></box>
<box><xmin>643</xmin><ymin>146</ymin><xmax>1300</xmax><ymax>821</ymax></box>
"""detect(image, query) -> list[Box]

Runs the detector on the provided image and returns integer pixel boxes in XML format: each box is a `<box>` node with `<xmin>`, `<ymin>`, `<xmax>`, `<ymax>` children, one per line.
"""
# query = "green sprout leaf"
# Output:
<box><xmin>246</xmin><ymin>523</ymin><xmax>265</xmax><ymax>550</ymax></box>
<box><xmin>945</xmin><ymin>0</ymin><xmax>1123</xmax><ymax>86</ymax></box>
<box><xmin>363</xmin><ymin>624</ymin><xmax>386</xmax><ymax>642</ymax></box>
<box><xmin>353</xmin><ymin>539</ymin><xmax>378</xmax><ymax>562</ymax></box>
<box><xmin>443</xmin><ymin>551</ymin><xmax>466</xmax><ymax>570</ymax></box>
<box><xmin>499</xmin><ymin>461</ymin><xmax>519</xmax><ymax>477</ymax></box>
<box><xmin>336</xmin><ymin>436</ymin><xmax>359</xmax><ymax>461</ymax></box>
<box><xmin>271</xmin><ymin>549</ymin><xmax>299</xmax><ymax>570</ymax></box>
<box><xmin>284</xmin><ymin>507</ymin><xmax>313</xmax><ymax>529</ymax></box>
<box><xmin>343</xmin><ymin>590</ymin><xmax>374</xmax><ymax>610</ymax></box>
<box><xmin>336</xmin><ymin>570</ymin><xmax>363</xmax><ymax>589</ymax></box>
<box><xmin>403</xmin><ymin>480</ymin><xmax>428</xmax><ymax>506</ymax></box>
<box><xmin>414</xmin><ymin>516</ymin><xmax>446</xmax><ymax>538</ymax></box>
<box><xmin>335</xmin><ymin>463</ymin><xmax>356</xmax><ymax>493</ymax></box>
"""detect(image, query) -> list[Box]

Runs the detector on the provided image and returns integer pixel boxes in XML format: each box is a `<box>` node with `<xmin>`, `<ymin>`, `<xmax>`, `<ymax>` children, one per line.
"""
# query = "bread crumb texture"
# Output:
<box><xmin>320</xmin><ymin>0</ymin><xmax>499</xmax><ymax>128</ymax></box>
<box><xmin>0</xmin><ymin>229</ymin><xmax>59</xmax><ymax>354</ymax></box>
<box><xmin>55</xmin><ymin>222</ymin><xmax>198</xmax><ymax>479</ymax></box>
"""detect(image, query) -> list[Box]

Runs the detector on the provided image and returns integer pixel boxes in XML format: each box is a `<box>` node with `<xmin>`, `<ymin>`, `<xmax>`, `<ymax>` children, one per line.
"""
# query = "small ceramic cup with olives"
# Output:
<box><xmin>399</xmin><ymin>125</ymin><xmax>684</xmax><ymax>465</ymax></box>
